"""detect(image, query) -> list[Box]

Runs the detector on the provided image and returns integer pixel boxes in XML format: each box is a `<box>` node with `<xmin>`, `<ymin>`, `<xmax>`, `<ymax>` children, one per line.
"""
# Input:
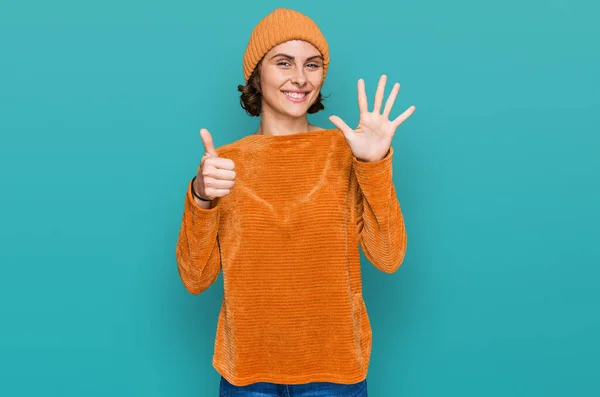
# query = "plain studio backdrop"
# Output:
<box><xmin>1</xmin><ymin>1</ymin><xmax>598</xmax><ymax>396</ymax></box>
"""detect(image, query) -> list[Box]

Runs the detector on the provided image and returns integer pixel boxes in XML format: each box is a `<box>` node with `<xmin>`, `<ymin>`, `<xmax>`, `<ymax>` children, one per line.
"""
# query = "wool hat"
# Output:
<box><xmin>242</xmin><ymin>8</ymin><xmax>330</xmax><ymax>83</ymax></box>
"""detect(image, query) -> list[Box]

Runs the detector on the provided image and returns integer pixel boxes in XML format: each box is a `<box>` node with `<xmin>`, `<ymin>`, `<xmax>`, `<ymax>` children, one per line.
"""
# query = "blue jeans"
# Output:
<box><xmin>219</xmin><ymin>375</ymin><xmax>368</xmax><ymax>397</ymax></box>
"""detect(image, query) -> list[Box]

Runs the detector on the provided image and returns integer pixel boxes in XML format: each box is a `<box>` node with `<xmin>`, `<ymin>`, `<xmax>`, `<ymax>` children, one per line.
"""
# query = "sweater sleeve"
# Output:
<box><xmin>353</xmin><ymin>146</ymin><xmax>407</xmax><ymax>273</ymax></box>
<box><xmin>175</xmin><ymin>179</ymin><xmax>222</xmax><ymax>294</ymax></box>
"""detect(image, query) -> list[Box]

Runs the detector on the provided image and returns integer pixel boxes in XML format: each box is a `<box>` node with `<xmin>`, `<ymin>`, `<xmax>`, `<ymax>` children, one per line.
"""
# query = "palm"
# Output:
<box><xmin>329</xmin><ymin>75</ymin><xmax>416</xmax><ymax>162</ymax></box>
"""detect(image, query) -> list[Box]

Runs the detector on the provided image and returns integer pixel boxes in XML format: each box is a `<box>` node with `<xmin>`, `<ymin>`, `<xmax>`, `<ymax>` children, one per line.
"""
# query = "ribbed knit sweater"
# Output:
<box><xmin>175</xmin><ymin>128</ymin><xmax>407</xmax><ymax>386</ymax></box>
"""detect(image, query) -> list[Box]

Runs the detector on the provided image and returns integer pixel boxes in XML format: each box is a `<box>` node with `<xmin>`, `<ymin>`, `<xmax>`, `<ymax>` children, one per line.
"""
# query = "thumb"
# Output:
<box><xmin>328</xmin><ymin>115</ymin><xmax>354</xmax><ymax>140</ymax></box>
<box><xmin>200</xmin><ymin>128</ymin><xmax>218</xmax><ymax>157</ymax></box>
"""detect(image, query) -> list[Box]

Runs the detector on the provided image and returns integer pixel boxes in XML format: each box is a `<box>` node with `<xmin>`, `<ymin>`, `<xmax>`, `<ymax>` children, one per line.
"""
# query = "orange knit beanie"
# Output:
<box><xmin>242</xmin><ymin>8</ymin><xmax>330</xmax><ymax>83</ymax></box>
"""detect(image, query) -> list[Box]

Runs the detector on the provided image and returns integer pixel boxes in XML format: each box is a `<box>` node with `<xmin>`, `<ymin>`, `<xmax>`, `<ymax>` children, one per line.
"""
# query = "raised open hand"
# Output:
<box><xmin>329</xmin><ymin>74</ymin><xmax>416</xmax><ymax>162</ymax></box>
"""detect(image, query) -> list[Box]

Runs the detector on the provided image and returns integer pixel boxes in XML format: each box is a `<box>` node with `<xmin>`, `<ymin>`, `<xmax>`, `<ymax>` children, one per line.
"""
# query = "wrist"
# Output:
<box><xmin>191</xmin><ymin>176</ymin><xmax>211</xmax><ymax>202</ymax></box>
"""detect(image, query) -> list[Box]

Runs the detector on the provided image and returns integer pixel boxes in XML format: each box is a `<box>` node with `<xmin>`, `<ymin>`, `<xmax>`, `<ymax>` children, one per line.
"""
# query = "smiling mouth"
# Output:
<box><xmin>281</xmin><ymin>91</ymin><xmax>310</xmax><ymax>103</ymax></box>
<box><xmin>282</xmin><ymin>91</ymin><xmax>308</xmax><ymax>99</ymax></box>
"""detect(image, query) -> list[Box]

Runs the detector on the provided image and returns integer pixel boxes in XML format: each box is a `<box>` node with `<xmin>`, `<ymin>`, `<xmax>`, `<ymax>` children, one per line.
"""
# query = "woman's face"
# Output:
<box><xmin>258</xmin><ymin>40</ymin><xmax>324</xmax><ymax>119</ymax></box>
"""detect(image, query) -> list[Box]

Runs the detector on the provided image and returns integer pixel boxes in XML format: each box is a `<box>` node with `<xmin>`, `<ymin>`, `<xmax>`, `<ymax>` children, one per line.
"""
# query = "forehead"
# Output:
<box><xmin>266</xmin><ymin>40</ymin><xmax>321</xmax><ymax>57</ymax></box>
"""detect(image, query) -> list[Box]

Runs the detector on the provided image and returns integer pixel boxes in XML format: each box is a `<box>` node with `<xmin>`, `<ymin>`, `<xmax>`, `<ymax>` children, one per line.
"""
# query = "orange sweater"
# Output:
<box><xmin>175</xmin><ymin>128</ymin><xmax>407</xmax><ymax>386</ymax></box>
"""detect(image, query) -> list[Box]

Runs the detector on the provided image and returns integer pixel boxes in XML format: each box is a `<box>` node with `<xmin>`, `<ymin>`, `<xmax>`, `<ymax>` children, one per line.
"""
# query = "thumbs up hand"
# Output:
<box><xmin>192</xmin><ymin>128</ymin><xmax>236</xmax><ymax>202</ymax></box>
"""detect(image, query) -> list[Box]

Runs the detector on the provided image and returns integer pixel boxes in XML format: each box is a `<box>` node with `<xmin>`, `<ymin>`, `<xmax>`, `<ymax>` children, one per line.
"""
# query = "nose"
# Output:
<box><xmin>290</xmin><ymin>67</ymin><xmax>307</xmax><ymax>86</ymax></box>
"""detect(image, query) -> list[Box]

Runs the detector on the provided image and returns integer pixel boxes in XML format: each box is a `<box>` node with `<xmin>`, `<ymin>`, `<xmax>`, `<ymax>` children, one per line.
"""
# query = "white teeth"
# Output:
<box><xmin>283</xmin><ymin>91</ymin><xmax>306</xmax><ymax>99</ymax></box>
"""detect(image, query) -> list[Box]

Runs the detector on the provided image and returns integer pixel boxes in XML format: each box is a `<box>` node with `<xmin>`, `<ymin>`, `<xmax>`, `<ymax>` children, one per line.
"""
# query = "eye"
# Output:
<box><xmin>276</xmin><ymin>60</ymin><xmax>291</xmax><ymax>67</ymax></box>
<box><xmin>307</xmin><ymin>63</ymin><xmax>321</xmax><ymax>69</ymax></box>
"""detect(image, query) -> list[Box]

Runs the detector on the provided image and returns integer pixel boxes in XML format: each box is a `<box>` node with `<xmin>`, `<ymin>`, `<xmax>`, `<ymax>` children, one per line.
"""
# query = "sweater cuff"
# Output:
<box><xmin>186</xmin><ymin>180</ymin><xmax>220</xmax><ymax>217</ymax></box>
<box><xmin>352</xmin><ymin>146</ymin><xmax>394</xmax><ymax>188</ymax></box>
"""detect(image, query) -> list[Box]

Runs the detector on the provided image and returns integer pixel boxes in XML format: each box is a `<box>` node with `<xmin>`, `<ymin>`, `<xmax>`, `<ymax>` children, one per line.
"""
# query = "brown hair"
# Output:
<box><xmin>237</xmin><ymin>59</ymin><xmax>329</xmax><ymax>117</ymax></box>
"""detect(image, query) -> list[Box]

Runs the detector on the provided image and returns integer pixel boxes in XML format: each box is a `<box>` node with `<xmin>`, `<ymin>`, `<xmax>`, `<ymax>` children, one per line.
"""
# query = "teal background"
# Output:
<box><xmin>1</xmin><ymin>0</ymin><xmax>599</xmax><ymax>396</ymax></box>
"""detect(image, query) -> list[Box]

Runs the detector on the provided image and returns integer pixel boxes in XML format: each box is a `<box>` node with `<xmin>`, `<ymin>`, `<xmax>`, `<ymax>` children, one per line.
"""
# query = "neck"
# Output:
<box><xmin>255</xmin><ymin>105</ymin><xmax>313</xmax><ymax>136</ymax></box>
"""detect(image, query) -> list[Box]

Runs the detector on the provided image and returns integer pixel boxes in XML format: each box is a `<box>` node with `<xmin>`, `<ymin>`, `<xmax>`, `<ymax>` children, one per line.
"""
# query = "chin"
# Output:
<box><xmin>281</xmin><ymin>107</ymin><xmax>309</xmax><ymax>118</ymax></box>
<box><xmin>279</xmin><ymin>100</ymin><xmax>315</xmax><ymax>118</ymax></box>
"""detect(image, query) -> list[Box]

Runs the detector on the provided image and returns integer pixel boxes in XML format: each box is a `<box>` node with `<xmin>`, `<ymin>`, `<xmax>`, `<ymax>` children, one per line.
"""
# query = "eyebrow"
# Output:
<box><xmin>269</xmin><ymin>53</ymin><xmax>323</xmax><ymax>61</ymax></box>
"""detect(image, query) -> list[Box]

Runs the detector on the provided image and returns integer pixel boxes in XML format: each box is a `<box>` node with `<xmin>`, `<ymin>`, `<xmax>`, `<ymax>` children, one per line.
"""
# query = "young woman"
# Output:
<box><xmin>175</xmin><ymin>7</ymin><xmax>416</xmax><ymax>397</ymax></box>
